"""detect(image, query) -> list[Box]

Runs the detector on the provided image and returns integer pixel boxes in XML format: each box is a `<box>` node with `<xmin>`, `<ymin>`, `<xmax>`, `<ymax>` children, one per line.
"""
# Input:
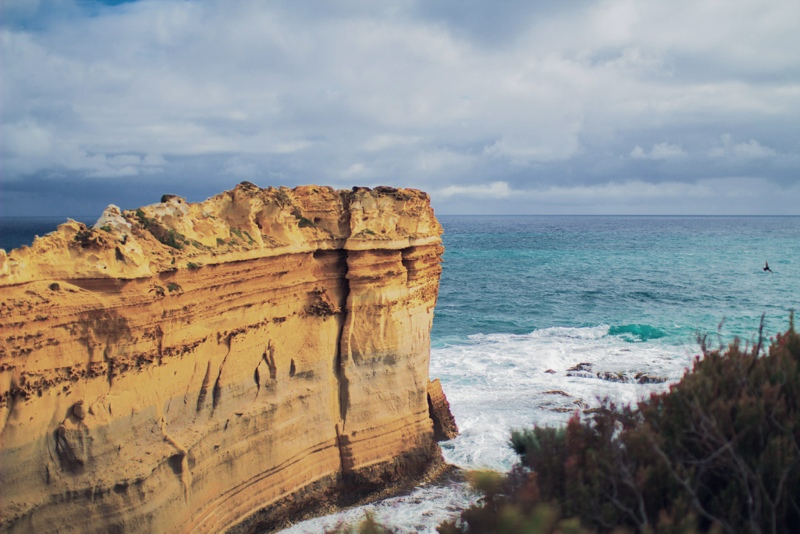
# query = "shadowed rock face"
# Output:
<box><xmin>0</xmin><ymin>184</ymin><xmax>446</xmax><ymax>533</ymax></box>
<box><xmin>428</xmin><ymin>379</ymin><xmax>459</xmax><ymax>442</ymax></box>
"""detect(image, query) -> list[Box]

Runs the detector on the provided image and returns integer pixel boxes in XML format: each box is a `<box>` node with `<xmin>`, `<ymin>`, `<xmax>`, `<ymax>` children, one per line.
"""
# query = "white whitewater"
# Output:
<box><xmin>282</xmin><ymin>326</ymin><xmax>696</xmax><ymax>532</ymax></box>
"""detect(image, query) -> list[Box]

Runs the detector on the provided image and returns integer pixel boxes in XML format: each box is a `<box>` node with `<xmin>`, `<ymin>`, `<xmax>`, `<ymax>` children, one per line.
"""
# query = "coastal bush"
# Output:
<box><xmin>134</xmin><ymin>208</ymin><xmax>150</xmax><ymax>228</ymax></box>
<box><xmin>439</xmin><ymin>316</ymin><xmax>800</xmax><ymax>533</ymax></box>
<box><xmin>132</xmin><ymin>209</ymin><xmax>188</xmax><ymax>249</ymax></box>
<box><xmin>157</xmin><ymin>228</ymin><xmax>186</xmax><ymax>250</ymax></box>
<box><xmin>230</xmin><ymin>227</ymin><xmax>256</xmax><ymax>244</ymax></box>
<box><xmin>295</xmin><ymin>214</ymin><xmax>315</xmax><ymax>228</ymax></box>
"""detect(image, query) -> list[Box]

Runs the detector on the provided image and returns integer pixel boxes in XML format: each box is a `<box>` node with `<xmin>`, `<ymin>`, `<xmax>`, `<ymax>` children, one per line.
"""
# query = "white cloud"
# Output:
<box><xmin>709</xmin><ymin>135</ymin><xmax>777</xmax><ymax>159</ymax></box>
<box><xmin>438</xmin><ymin>181</ymin><xmax>513</xmax><ymax>199</ymax></box>
<box><xmin>413</xmin><ymin>149</ymin><xmax>476</xmax><ymax>174</ymax></box>
<box><xmin>433</xmin><ymin>177</ymin><xmax>800</xmax><ymax>215</ymax></box>
<box><xmin>630</xmin><ymin>142</ymin><xmax>686</xmax><ymax>160</ymax></box>
<box><xmin>360</xmin><ymin>135</ymin><xmax>420</xmax><ymax>152</ymax></box>
<box><xmin>1</xmin><ymin>0</ymin><xmax>799</xmax><ymax>215</ymax></box>
<box><xmin>223</xmin><ymin>157</ymin><xmax>257</xmax><ymax>178</ymax></box>
<box><xmin>484</xmin><ymin>133</ymin><xmax>582</xmax><ymax>164</ymax></box>
<box><xmin>340</xmin><ymin>163</ymin><xmax>371</xmax><ymax>179</ymax></box>
<box><xmin>2</xmin><ymin>119</ymin><xmax>166</xmax><ymax>178</ymax></box>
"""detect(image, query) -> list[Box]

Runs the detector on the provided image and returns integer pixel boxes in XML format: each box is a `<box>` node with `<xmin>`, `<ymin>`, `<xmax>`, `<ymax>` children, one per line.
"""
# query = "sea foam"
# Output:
<box><xmin>284</xmin><ymin>325</ymin><xmax>695</xmax><ymax>532</ymax></box>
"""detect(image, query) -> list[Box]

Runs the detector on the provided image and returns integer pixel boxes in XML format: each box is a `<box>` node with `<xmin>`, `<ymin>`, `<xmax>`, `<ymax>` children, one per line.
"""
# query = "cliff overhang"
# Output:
<box><xmin>0</xmin><ymin>183</ymin><xmax>449</xmax><ymax>533</ymax></box>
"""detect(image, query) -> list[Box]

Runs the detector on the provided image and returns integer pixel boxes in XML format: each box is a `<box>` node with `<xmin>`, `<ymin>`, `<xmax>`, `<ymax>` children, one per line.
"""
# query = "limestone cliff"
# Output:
<box><xmin>0</xmin><ymin>183</ymin><xmax>446</xmax><ymax>533</ymax></box>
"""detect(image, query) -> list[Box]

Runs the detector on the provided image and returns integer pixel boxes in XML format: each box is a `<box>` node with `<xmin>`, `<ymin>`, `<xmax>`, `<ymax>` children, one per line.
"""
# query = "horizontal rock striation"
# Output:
<box><xmin>0</xmin><ymin>183</ymin><xmax>446</xmax><ymax>533</ymax></box>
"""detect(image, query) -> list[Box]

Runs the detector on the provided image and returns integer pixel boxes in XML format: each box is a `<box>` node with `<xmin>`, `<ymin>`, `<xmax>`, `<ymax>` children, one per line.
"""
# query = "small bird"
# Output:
<box><xmin>763</xmin><ymin>261</ymin><xmax>773</xmax><ymax>273</ymax></box>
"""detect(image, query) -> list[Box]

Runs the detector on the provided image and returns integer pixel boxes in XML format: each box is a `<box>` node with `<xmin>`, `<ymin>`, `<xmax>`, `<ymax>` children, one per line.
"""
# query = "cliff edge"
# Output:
<box><xmin>0</xmin><ymin>183</ymin><xmax>447</xmax><ymax>533</ymax></box>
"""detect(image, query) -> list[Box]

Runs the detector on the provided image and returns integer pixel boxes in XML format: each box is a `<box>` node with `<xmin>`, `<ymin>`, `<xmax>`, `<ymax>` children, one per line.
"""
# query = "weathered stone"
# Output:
<box><xmin>635</xmin><ymin>372</ymin><xmax>668</xmax><ymax>384</ymax></box>
<box><xmin>427</xmin><ymin>379</ymin><xmax>458</xmax><ymax>441</ymax></box>
<box><xmin>71</xmin><ymin>401</ymin><xmax>86</xmax><ymax>420</ymax></box>
<box><xmin>567</xmin><ymin>362</ymin><xmax>593</xmax><ymax>372</ymax></box>
<box><xmin>0</xmin><ymin>184</ymin><xmax>445</xmax><ymax>534</ymax></box>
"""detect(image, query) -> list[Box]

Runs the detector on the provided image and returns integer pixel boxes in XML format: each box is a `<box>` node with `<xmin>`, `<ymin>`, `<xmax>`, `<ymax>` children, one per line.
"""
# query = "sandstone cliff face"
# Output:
<box><xmin>0</xmin><ymin>183</ymin><xmax>445</xmax><ymax>533</ymax></box>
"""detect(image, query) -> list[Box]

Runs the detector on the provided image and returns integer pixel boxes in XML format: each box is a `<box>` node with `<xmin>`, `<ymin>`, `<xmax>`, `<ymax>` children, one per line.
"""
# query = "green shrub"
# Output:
<box><xmin>166</xmin><ymin>282</ymin><xmax>181</xmax><ymax>293</ymax></box>
<box><xmin>229</xmin><ymin>227</ymin><xmax>256</xmax><ymax>244</ymax></box>
<box><xmin>99</xmin><ymin>225</ymin><xmax>112</xmax><ymax>232</ymax></box>
<box><xmin>135</xmin><ymin>208</ymin><xmax>150</xmax><ymax>228</ymax></box>
<box><xmin>132</xmin><ymin>209</ymin><xmax>187</xmax><ymax>249</ymax></box>
<box><xmin>441</xmin><ymin>316</ymin><xmax>800</xmax><ymax>533</ymax></box>
<box><xmin>187</xmin><ymin>262</ymin><xmax>200</xmax><ymax>270</ymax></box>
<box><xmin>160</xmin><ymin>228</ymin><xmax>186</xmax><ymax>250</ymax></box>
<box><xmin>294</xmin><ymin>214</ymin><xmax>315</xmax><ymax>228</ymax></box>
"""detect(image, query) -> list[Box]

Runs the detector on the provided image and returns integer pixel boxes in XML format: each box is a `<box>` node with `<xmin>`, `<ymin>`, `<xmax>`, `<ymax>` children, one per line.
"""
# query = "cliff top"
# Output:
<box><xmin>0</xmin><ymin>183</ymin><xmax>442</xmax><ymax>286</ymax></box>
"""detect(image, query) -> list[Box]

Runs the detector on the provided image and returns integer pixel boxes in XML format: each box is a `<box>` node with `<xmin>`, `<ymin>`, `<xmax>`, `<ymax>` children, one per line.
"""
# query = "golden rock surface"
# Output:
<box><xmin>0</xmin><ymin>183</ymin><xmax>445</xmax><ymax>533</ymax></box>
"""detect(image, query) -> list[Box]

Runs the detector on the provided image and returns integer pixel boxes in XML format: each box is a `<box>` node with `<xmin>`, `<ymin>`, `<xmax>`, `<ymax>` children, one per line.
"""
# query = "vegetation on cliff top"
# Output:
<box><xmin>436</xmin><ymin>316</ymin><xmax>800</xmax><ymax>533</ymax></box>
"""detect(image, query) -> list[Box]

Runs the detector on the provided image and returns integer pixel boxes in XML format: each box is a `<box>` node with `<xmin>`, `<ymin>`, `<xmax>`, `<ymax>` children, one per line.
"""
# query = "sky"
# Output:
<box><xmin>2</xmin><ymin>0</ymin><xmax>799</xmax><ymax>216</ymax></box>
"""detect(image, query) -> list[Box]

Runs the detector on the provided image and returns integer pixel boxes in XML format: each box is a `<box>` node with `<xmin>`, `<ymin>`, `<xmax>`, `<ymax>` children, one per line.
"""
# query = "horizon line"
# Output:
<box><xmin>2</xmin><ymin>213</ymin><xmax>800</xmax><ymax>219</ymax></box>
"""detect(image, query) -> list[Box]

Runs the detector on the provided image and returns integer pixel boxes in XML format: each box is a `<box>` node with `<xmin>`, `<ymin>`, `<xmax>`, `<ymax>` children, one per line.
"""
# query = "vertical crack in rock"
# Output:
<box><xmin>155</xmin><ymin>324</ymin><xmax>164</xmax><ymax>364</ymax></box>
<box><xmin>212</xmin><ymin>334</ymin><xmax>234</xmax><ymax>410</ymax></box>
<box><xmin>266</xmin><ymin>341</ymin><xmax>277</xmax><ymax>380</ymax></box>
<box><xmin>334</xmin><ymin>423</ymin><xmax>351</xmax><ymax>476</ymax></box>
<box><xmin>196</xmin><ymin>361</ymin><xmax>212</xmax><ymax>413</ymax></box>
<box><xmin>2</xmin><ymin>385</ymin><xmax>21</xmax><ymax>436</ymax></box>
<box><xmin>254</xmin><ymin>342</ymin><xmax>276</xmax><ymax>399</ymax></box>
<box><xmin>401</xmin><ymin>246</ymin><xmax>414</xmax><ymax>285</ymax></box>
<box><xmin>0</xmin><ymin>184</ymin><xmax>444</xmax><ymax>533</ymax></box>
<box><xmin>159</xmin><ymin>416</ymin><xmax>191</xmax><ymax>503</ymax></box>
<box><xmin>334</xmin><ymin>249</ymin><xmax>351</xmax><ymax>429</ymax></box>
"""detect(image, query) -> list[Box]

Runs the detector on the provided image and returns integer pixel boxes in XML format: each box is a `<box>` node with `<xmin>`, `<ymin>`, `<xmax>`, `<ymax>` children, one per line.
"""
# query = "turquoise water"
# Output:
<box><xmin>288</xmin><ymin>215</ymin><xmax>799</xmax><ymax>533</ymax></box>
<box><xmin>433</xmin><ymin>215</ymin><xmax>799</xmax><ymax>347</ymax></box>
<box><xmin>3</xmin><ymin>215</ymin><xmax>798</xmax><ymax>532</ymax></box>
<box><xmin>429</xmin><ymin>215</ymin><xmax>798</xmax><ymax>471</ymax></box>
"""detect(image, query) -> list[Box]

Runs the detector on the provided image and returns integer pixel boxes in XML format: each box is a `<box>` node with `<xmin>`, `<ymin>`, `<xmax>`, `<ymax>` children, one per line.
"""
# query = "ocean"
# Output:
<box><xmin>285</xmin><ymin>215</ymin><xmax>800</xmax><ymax>533</ymax></box>
<box><xmin>2</xmin><ymin>215</ymin><xmax>798</xmax><ymax>532</ymax></box>
<box><xmin>0</xmin><ymin>216</ymin><xmax>95</xmax><ymax>252</ymax></box>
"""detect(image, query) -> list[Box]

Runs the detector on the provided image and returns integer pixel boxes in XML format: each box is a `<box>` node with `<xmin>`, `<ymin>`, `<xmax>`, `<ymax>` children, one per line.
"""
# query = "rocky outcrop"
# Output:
<box><xmin>0</xmin><ymin>183</ymin><xmax>447</xmax><ymax>533</ymax></box>
<box><xmin>427</xmin><ymin>379</ymin><xmax>459</xmax><ymax>441</ymax></box>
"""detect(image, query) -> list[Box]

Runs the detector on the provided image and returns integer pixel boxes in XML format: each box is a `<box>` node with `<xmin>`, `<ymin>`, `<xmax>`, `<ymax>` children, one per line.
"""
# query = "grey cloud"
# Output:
<box><xmin>1</xmin><ymin>0</ymin><xmax>799</xmax><ymax>216</ymax></box>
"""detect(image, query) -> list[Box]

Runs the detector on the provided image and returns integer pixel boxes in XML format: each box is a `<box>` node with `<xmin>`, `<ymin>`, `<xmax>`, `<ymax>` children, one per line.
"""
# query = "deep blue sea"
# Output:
<box><xmin>289</xmin><ymin>215</ymin><xmax>800</xmax><ymax>533</ymax></box>
<box><xmin>2</xmin><ymin>215</ymin><xmax>798</xmax><ymax>532</ymax></box>
<box><xmin>0</xmin><ymin>216</ymin><xmax>94</xmax><ymax>251</ymax></box>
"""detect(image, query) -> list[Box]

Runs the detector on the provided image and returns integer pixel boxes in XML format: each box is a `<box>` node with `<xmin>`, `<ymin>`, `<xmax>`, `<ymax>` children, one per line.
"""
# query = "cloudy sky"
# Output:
<box><xmin>2</xmin><ymin>0</ymin><xmax>799</xmax><ymax>216</ymax></box>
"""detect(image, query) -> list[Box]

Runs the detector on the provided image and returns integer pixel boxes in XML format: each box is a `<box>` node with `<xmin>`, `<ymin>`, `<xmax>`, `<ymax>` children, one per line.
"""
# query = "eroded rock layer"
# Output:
<box><xmin>428</xmin><ymin>379</ymin><xmax>459</xmax><ymax>442</ymax></box>
<box><xmin>0</xmin><ymin>183</ymin><xmax>445</xmax><ymax>533</ymax></box>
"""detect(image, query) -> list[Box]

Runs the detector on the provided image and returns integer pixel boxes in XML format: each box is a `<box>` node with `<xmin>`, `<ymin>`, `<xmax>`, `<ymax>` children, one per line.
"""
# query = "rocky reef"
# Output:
<box><xmin>0</xmin><ymin>183</ymin><xmax>450</xmax><ymax>533</ymax></box>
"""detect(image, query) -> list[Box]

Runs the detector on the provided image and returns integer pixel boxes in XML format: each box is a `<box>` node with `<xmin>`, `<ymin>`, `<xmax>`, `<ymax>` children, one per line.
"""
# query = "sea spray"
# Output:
<box><xmin>282</xmin><ymin>215</ymin><xmax>799</xmax><ymax>533</ymax></box>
